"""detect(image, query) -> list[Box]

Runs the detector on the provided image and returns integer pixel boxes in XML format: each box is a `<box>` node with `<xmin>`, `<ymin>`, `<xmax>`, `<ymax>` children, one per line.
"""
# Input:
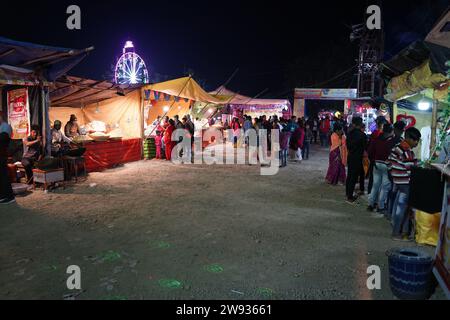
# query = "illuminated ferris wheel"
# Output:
<box><xmin>114</xmin><ymin>41</ymin><xmax>149</xmax><ymax>85</ymax></box>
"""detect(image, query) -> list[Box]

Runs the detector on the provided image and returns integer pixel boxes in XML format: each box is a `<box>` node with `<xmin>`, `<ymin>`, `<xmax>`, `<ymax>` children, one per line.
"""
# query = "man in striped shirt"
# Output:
<box><xmin>387</xmin><ymin>127</ymin><xmax>421</xmax><ymax>241</ymax></box>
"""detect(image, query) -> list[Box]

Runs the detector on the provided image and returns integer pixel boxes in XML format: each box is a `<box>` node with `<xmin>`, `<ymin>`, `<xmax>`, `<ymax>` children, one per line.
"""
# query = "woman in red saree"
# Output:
<box><xmin>164</xmin><ymin>119</ymin><xmax>176</xmax><ymax>161</ymax></box>
<box><xmin>326</xmin><ymin>124</ymin><xmax>347</xmax><ymax>185</ymax></box>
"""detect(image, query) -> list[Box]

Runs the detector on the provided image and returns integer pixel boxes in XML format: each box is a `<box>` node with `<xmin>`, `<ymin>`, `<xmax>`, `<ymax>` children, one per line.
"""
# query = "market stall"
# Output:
<box><xmin>345</xmin><ymin>98</ymin><xmax>393</xmax><ymax>135</ymax></box>
<box><xmin>0</xmin><ymin>37</ymin><xmax>92</xmax><ymax>158</ymax></box>
<box><xmin>142</xmin><ymin>77</ymin><xmax>226</xmax><ymax>134</ymax></box>
<box><xmin>293</xmin><ymin>88</ymin><xmax>357</xmax><ymax>119</ymax></box>
<box><xmin>382</xmin><ymin>40</ymin><xmax>450</xmax><ymax>161</ymax></box>
<box><xmin>206</xmin><ymin>86</ymin><xmax>291</xmax><ymax>122</ymax></box>
<box><xmin>49</xmin><ymin>76</ymin><xmax>144</xmax><ymax>172</ymax></box>
<box><xmin>381</xmin><ymin>11</ymin><xmax>450</xmax><ymax>298</ymax></box>
<box><xmin>429</xmin><ymin>162</ymin><xmax>450</xmax><ymax>299</ymax></box>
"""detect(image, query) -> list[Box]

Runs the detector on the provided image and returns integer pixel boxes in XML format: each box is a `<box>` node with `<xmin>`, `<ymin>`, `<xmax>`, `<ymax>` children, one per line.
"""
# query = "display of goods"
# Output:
<box><xmin>73</xmin><ymin>135</ymin><xmax>93</xmax><ymax>143</ymax></box>
<box><xmin>89</xmin><ymin>132</ymin><xmax>110</xmax><ymax>141</ymax></box>
<box><xmin>108</xmin><ymin>128</ymin><xmax>124</xmax><ymax>140</ymax></box>
<box><xmin>90</xmin><ymin>121</ymin><xmax>107</xmax><ymax>132</ymax></box>
<box><xmin>144</xmin><ymin>138</ymin><xmax>157</xmax><ymax>159</ymax></box>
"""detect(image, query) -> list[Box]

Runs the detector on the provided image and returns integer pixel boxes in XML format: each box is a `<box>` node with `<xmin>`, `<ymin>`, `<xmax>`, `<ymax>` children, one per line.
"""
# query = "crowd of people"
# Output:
<box><xmin>325</xmin><ymin>115</ymin><xmax>422</xmax><ymax>242</ymax></box>
<box><xmin>151</xmin><ymin>113</ymin><xmax>325</xmax><ymax>165</ymax></box>
<box><xmin>151</xmin><ymin>114</ymin><xmax>195</xmax><ymax>161</ymax></box>
<box><xmin>0</xmin><ymin>108</ymin><xmax>427</xmax><ymax>239</ymax></box>
<box><xmin>222</xmin><ymin>114</ymin><xmax>328</xmax><ymax>165</ymax></box>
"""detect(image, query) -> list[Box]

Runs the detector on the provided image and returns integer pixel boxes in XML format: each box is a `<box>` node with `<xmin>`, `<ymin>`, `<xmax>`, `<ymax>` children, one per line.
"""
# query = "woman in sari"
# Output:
<box><xmin>326</xmin><ymin>124</ymin><xmax>347</xmax><ymax>185</ymax></box>
<box><xmin>164</xmin><ymin>119</ymin><xmax>176</xmax><ymax>161</ymax></box>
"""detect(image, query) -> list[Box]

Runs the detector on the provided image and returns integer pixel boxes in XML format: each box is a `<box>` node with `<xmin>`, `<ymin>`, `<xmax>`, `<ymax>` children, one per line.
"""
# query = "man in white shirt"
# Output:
<box><xmin>51</xmin><ymin>120</ymin><xmax>73</xmax><ymax>157</ymax></box>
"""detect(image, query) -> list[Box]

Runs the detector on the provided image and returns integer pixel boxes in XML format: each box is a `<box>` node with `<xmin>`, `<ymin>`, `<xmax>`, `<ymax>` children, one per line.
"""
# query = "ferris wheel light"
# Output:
<box><xmin>115</xmin><ymin>41</ymin><xmax>149</xmax><ymax>85</ymax></box>
<box><xmin>130</xmin><ymin>72</ymin><xmax>137</xmax><ymax>84</ymax></box>
<box><xmin>124</xmin><ymin>41</ymin><xmax>134</xmax><ymax>49</ymax></box>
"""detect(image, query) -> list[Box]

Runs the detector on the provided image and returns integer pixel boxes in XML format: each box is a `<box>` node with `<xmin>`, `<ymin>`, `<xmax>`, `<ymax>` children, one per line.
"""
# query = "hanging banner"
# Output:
<box><xmin>295</xmin><ymin>88</ymin><xmax>358</xmax><ymax>100</ymax></box>
<box><xmin>7</xmin><ymin>88</ymin><xmax>30</xmax><ymax>140</ymax></box>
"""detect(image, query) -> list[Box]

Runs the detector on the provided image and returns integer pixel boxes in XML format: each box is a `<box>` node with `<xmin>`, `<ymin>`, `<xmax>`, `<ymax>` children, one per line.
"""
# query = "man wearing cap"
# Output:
<box><xmin>51</xmin><ymin>120</ymin><xmax>73</xmax><ymax>157</ymax></box>
<box><xmin>64</xmin><ymin>114</ymin><xmax>80</xmax><ymax>138</ymax></box>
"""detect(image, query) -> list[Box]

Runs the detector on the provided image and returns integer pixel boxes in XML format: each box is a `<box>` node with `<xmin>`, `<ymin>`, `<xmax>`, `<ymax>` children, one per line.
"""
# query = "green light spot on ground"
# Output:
<box><xmin>156</xmin><ymin>241</ymin><xmax>171</xmax><ymax>249</ymax></box>
<box><xmin>43</xmin><ymin>265</ymin><xmax>58</xmax><ymax>272</ymax></box>
<box><xmin>148</xmin><ymin>240</ymin><xmax>171</xmax><ymax>249</ymax></box>
<box><xmin>101</xmin><ymin>251</ymin><xmax>121</xmax><ymax>262</ymax></box>
<box><xmin>257</xmin><ymin>288</ymin><xmax>274</xmax><ymax>297</ymax></box>
<box><xmin>205</xmin><ymin>264</ymin><xmax>224</xmax><ymax>274</ymax></box>
<box><xmin>158</xmin><ymin>279</ymin><xmax>183</xmax><ymax>289</ymax></box>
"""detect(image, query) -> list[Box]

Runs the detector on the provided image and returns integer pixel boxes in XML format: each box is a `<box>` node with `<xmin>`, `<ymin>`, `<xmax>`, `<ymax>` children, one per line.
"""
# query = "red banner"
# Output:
<box><xmin>7</xmin><ymin>88</ymin><xmax>30</xmax><ymax>140</ymax></box>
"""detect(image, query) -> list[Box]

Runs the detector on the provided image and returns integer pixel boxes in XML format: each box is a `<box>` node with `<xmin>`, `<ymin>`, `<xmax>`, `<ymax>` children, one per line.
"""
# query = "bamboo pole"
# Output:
<box><xmin>139</xmin><ymin>89</ymin><xmax>145</xmax><ymax>159</ymax></box>
<box><xmin>145</xmin><ymin>76</ymin><xmax>193</xmax><ymax>139</ymax></box>
<box><xmin>430</xmin><ymin>97</ymin><xmax>439</xmax><ymax>156</ymax></box>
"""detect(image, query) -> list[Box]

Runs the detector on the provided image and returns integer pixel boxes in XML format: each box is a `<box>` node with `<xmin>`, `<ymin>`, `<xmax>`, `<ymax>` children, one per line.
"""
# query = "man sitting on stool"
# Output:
<box><xmin>22</xmin><ymin>126</ymin><xmax>43</xmax><ymax>184</ymax></box>
<box><xmin>52</xmin><ymin>120</ymin><xmax>86</xmax><ymax>158</ymax></box>
<box><xmin>52</xmin><ymin>120</ymin><xmax>73</xmax><ymax>157</ymax></box>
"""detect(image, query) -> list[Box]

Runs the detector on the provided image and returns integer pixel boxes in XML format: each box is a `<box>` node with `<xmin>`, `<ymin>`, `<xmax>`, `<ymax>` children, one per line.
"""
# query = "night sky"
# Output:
<box><xmin>1</xmin><ymin>0</ymin><xmax>448</xmax><ymax>98</ymax></box>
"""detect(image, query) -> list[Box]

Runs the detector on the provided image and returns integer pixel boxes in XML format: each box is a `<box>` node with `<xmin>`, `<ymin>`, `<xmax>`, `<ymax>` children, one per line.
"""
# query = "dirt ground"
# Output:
<box><xmin>0</xmin><ymin>144</ymin><xmax>445</xmax><ymax>300</ymax></box>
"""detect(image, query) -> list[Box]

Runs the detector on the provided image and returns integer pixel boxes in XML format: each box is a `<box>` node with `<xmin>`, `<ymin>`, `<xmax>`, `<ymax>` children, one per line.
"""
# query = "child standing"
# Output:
<box><xmin>302</xmin><ymin>124</ymin><xmax>313</xmax><ymax>160</ymax></box>
<box><xmin>155</xmin><ymin>130</ymin><xmax>162</xmax><ymax>159</ymax></box>
<box><xmin>387</xmin><ymin>127</ymin><xmax>421</xmax><ymax>241</ymax></box>
<box><xmin>279</xmin><ymin>129</ymin><xmax>291</xmax><ymax>167</ymax></box>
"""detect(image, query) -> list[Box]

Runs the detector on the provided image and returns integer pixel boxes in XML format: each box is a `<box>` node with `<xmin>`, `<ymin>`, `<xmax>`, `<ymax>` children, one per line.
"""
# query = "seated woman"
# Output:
<box><xmin>22</xmin><ymin>126</ymin><xmax>43</xmax><ymax>184</ymax></box>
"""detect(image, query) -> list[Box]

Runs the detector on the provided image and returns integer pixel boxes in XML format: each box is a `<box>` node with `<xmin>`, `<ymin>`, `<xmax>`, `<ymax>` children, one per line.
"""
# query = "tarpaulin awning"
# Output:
<box><xmin>0</xmin><ymin>65</ymin><xmax>49</xmax><ymax>86</ymax></box>
<box><xmin>0</xmin><ymin>36</ymin><xmax>93</xmax><ymax>84</ymax></box>
<box><xmin>381</xmin><ymin>41</ymin><xmax>450</xmax><ymax>80</ymax></box>
<box><xmin>385</xmin><ymin>59</ymin><xmax>448</xmax><ymax>102</ymax></box>
<box><xmin>142</xmin><ymin>77</ymin><xmax>226</xmax><ymax>104</ymax></box>
<box><xmin>210</xmin><ymin>86</ymin><xmax>290</xmax><ymax>107</ymax></box>
<box><xmin>50</xmin><ymin>75</ymin><xmax>142</xmax><ymax>107</ymax></box>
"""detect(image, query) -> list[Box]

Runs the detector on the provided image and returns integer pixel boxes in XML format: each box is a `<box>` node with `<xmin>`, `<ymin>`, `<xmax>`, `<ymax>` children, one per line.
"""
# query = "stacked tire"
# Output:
<box><xmin>144</xmin><ymin>138</ymin><xmax>157</xmax><ymax>159</ymax></box>
<box><xmin>386</xmin><ymin>248</ymin><xmax>436</xmax><ymax>300</ymax></box>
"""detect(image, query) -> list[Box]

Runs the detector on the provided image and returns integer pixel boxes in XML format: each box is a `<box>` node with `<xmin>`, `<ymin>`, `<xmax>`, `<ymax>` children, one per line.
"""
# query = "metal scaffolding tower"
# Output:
<box><xmin>351</xmin><ymin>3</ymin><xmax>385</xmax><ymax>98</ymax></box>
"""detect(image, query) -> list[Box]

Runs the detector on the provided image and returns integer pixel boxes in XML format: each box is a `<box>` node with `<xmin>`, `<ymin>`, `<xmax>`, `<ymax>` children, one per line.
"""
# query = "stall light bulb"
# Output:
<box><xmin>208</xmin><ymin>108</ymin><xmax>213</xmax><ymax>113</ymax></box>
<box><xmin>163</xmin><ymin>106</ymin><xmax>170</xmax><ymax>112</ymax></box>
<box><xmin>418</xmin><ymin>100</ymin><xmax>431</xmax><ymax>111</ymax></box>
